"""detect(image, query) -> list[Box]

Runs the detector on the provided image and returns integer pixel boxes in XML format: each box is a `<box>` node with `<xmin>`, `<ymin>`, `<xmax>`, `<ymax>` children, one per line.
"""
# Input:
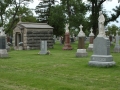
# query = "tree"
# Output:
<box><xmin>60</xmin><ymin>0</ymin><xmax>88</xmax><ymax>35</ymax></box>
<box><xmin>35</xmin><ymin>0</ymin><xmax>58</xmax><ymax>23</ymax></box>
<box><xmin>5</xmin><ymin>6</ymin><xmax>36</xmax><ymax>34</ymax></box>
<box><xmin>48</xmin><ymin>5</ymin><xmax>66</xmax><ymax>36</ymax></box>
<box><xmin>0</xmin><ymin>0</ymin><xmax>33</xmax><ymax>33</ymax></box>
<box><xmin>107</xmin><ymin>24</ymin><xmax>120</xmax><ymax>36</ymax></box>
<box><xmin>86</xmin><ymin>0</ymin><xmax>120</xmax><ymax>36</ymax></box>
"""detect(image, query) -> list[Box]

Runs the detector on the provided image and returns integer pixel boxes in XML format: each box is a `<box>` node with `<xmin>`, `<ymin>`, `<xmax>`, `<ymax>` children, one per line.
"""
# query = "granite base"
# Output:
<box><xmin>89</xmin><ymin>55</ymin><xmax>115</xmax><ymax>67</ymax></box>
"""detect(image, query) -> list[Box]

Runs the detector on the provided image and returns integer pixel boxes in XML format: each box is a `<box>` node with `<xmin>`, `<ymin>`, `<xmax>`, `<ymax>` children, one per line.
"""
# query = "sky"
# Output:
<box><xmin>28</xmin><ymin>0</ymin><xmax>120</xmax><ymax>27</ymax></box>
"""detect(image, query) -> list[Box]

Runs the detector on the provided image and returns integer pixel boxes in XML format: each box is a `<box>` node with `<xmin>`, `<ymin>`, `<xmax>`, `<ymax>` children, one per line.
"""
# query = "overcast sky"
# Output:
<box><xmin>29</xmin><ymin>0</ymin><xmax>120</xmax><ymax>27</ymax></box>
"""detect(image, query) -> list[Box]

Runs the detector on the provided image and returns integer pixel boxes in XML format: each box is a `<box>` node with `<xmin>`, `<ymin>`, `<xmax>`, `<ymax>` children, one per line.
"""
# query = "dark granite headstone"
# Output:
<box><xmin>0</xmin><ymin>37</ymin><xmax>6</xmax><ymax>49</ymax></box>
<box><xmin>0</xmin><ymin>36</ymin><xmax>8</xmax><ymax>57</ymax></box>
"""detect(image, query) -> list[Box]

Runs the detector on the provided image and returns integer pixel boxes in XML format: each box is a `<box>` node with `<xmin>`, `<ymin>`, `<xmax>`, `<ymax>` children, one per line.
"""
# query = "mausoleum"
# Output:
<box><xmin>13</xmin><ymin>22</ymin><xmax>53</xmax><ymax>50</ymax></box>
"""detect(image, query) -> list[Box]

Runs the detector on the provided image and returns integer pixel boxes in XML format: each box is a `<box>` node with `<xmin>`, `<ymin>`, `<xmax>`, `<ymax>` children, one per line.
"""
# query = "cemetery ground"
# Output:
<box><xmin>0</xmin><ymin>41</ymin><xmax>120</xmax><ymax>90</ymax></box>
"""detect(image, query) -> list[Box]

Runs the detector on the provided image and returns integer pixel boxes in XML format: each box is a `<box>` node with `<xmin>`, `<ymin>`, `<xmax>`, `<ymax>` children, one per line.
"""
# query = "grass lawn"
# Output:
<box><xmin>0</xmin><ymin>41</ymin><xmax>120</xmax><ymax>90</ymax></box>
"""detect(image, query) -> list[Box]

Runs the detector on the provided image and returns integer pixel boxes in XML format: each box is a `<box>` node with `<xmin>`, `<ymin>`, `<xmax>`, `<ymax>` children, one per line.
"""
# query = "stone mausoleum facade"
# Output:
<box><xmin>13</xmin><ymin>22</ymin><xmax>53</xmax><ymax>50</ymax></box>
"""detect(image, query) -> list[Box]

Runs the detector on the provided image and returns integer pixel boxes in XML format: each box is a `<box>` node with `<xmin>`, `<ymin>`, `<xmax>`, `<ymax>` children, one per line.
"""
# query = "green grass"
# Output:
<box><xmin>0</xmin><ymin>41</ymin><xmax>120</xmax><ymax>90</ymax></box>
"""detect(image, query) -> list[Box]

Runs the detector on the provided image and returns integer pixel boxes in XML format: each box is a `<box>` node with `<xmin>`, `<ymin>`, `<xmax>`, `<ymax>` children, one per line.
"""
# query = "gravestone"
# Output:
<box><xmin>39</xmin><ymin>40</ymin><xmax>47</xmax><ymax>54</ymax></box>
<box><xmin>113</xmin><ymin>31</ymin><xmax>120</xmax><ymax>52</ymax></box>
<box><xmin>53</xmin><ymin>35</ymin><xmax>56</xmax><ymax>44</ymax></box>
<box><xmin>63</xmin><ymin>24</ymin><xmax>72</xmax><ymax>50</ymax></box>
<box><xmin>88</xmin><ymin>11</ymin><xmax>115</xmax><ymax>67</ymax></box>
<box><xmin>0</xmin><ymin>27</ymin><xmax>8</xmax><ymax>57</ymax></box>
<box><xmin>76</xmin><ymin>25</ymin><xmax>87</xmax><ymax>57</ymax></box>
<box><xmin>87</xmin><ymin>28</ymin><xmax>94</xmax><ymax>51</ymax></box>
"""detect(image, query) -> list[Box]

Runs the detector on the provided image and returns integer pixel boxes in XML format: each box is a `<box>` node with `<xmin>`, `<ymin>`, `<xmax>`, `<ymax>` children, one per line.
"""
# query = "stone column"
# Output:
<box><xmin>114</xmin><ymin>30</ymin><xmax>120</xmax><ymax>52</ymax></box>
<box><xmin>87</xmin><ymin>28</ymin><xmax>94</xmax><ymax>51</ymax></box>
<box><xmin>63</xmin><ymin>24</ymin><xmax>72</xmax><ymax>50</ymax></box>
<box><xmin>76</xmin><ymin>25</ymin><xmax>87</xmax><ymax>57</ymax></box>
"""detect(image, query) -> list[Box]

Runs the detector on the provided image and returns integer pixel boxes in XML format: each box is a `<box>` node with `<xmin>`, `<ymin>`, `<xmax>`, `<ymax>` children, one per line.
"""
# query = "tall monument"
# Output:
<box><xmin>63</xmin><ymin>24</ymin><xmax>72</xmax><ymax>50</ymax></box>
<box><xmin>76</xmin><ymin>25</ymin><xmax>87</xmax><ymax>57</ymax></box>
<box><xmin>88</xmin><ymin>11</ymin><xmax>115</xmax><ymax>67</ymax></box>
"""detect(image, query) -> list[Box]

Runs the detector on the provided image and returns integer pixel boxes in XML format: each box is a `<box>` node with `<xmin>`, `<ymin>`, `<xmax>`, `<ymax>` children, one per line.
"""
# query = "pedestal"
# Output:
<box><xmin>76</xmin><ymin>49</ymin><xmax>87</xmax><ymax>57</ymax></box>
<box><xmin>76</xmin><ymin>37</ymin><xmax>87</xmax><ymax>57</ymax></box>
<box><xmin>87</xmin><ymin>36</ymin><xmax>94</xmax><ymax>51</ymax></box>
<box><xmin>89</xmin><ymin>55</ymin><xmax>115</xmax><ymax>67</ymax></box>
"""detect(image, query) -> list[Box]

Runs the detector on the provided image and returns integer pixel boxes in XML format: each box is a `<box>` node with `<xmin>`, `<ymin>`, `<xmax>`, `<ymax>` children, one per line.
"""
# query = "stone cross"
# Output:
<box><xmin>79</xmin><ymin>24</ymin><xmax>83</xmax><ymax>31</ymax></box>
<box><xmin>78</xmin><ymin>24</ymin><xmax>85</xmax><ymax>37</ymax></box>
<box><xmin>89</xmin><ymin>28</ymin><xmax>94</xmax><ymax>36</ymax></box>
<box><xmin>90</xmin><ymin>28</ymin><xmax>93</xmax><ymax>33</ymax></box>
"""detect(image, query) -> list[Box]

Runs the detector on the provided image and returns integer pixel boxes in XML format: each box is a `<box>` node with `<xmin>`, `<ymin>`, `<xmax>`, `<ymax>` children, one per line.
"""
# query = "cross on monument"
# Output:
<box><xmin>79</xmin><ymin>24</ymin><xmax>83</xmax><ymax>31</ymax></box>
<box><xmin>90</xmin><ymin>28</ymin><xmax>93</xmax><ymax>33</ymax></box>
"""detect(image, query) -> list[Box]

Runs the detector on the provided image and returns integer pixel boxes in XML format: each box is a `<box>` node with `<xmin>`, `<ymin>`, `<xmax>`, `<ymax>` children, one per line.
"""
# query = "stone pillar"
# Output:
<box><xmin>87</xmin><ymin>28</ymin><xmax>94</xmax><ymax>51</ymax></box>
<box><xmin>63</xmin><ymin>24</ymin><xmax>72</xmax><ymax>50</ymax></box>
<box><xmin>0</xmin><ymin>27</ymin><xmax>8</xmax><ymax>57</ymax></box>
<box><xmin>76</xmin><ymin>25</ymin><xmax>87</xmax><ymax>57</ymax></box>
<box><xmin>114</xmin><ymin>31</ymin><xmax>120</xmax><ymax>52</ymax></box>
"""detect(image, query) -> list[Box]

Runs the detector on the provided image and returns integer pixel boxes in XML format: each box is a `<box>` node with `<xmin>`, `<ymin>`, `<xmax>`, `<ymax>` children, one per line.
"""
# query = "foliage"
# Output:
<box><xmin>0</xmin><ymin>0</ymin><xmax>33</xmax><ymax>34</ymax></box>
<box><xmin>35</xmin><ymin>0</ymin><xmax>57</xmax><ymax>23</ymax></box>
<box><xmin>60</xmin><ymin>0</ymin><xmax>89</xmax><ymax>36</ymax></box>
<box><xmin>5</xmin><ymin>6</ymin><xmax>36</xmax><ymax>34</ymax></box>
<box><xmin>107</xmin><ymin>24</ymin><xmax>120</xmax><ymax>36</ymax></box>
<box><xmin>86</xmin><ymin>0</ymin><xmax>120</xmax><ymax>36</ymax></box>
<box><xmin>48</xmin><ymin>5</ymin><xmax>66</xmax><ymax>36</ymax></box>
<box><xmin>0</xmin><ymin>41</ymin><xmax>120</xmax><ymax>90</ymax></box>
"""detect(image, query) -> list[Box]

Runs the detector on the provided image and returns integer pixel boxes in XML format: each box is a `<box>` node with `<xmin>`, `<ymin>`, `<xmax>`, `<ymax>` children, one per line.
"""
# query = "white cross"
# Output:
<box><xmin>79</xmin><ymin>24</ymin><xmax>83</xmax><ymax>31</ymax></box>
<box><xmin>90</xmin><ymin>28</ymin><xmax>93</xmax><ymax>33</ymax></box>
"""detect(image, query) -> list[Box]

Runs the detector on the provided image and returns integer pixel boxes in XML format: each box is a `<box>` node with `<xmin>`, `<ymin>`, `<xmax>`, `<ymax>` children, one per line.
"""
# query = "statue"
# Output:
<box><xmin>0</xmin><ymin>27</ymin><xmax>5</xmax><ymax>36</ymax></box>
<box><xmin>98</xmin><ymin>11</ymin><xmax>105</xmax><ymax>37</ymax></box>
<box><xmin>65</xmin><ymin>23</ymin><xmax>69</xmax><ymax>33</ymax></box>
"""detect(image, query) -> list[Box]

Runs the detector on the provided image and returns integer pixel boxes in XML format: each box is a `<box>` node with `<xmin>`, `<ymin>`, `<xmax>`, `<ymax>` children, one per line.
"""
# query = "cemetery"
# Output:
<box><xmin>0</xmin><ymin>0</ymin><xmax>120</xmax><ymax>90</ymax></box>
